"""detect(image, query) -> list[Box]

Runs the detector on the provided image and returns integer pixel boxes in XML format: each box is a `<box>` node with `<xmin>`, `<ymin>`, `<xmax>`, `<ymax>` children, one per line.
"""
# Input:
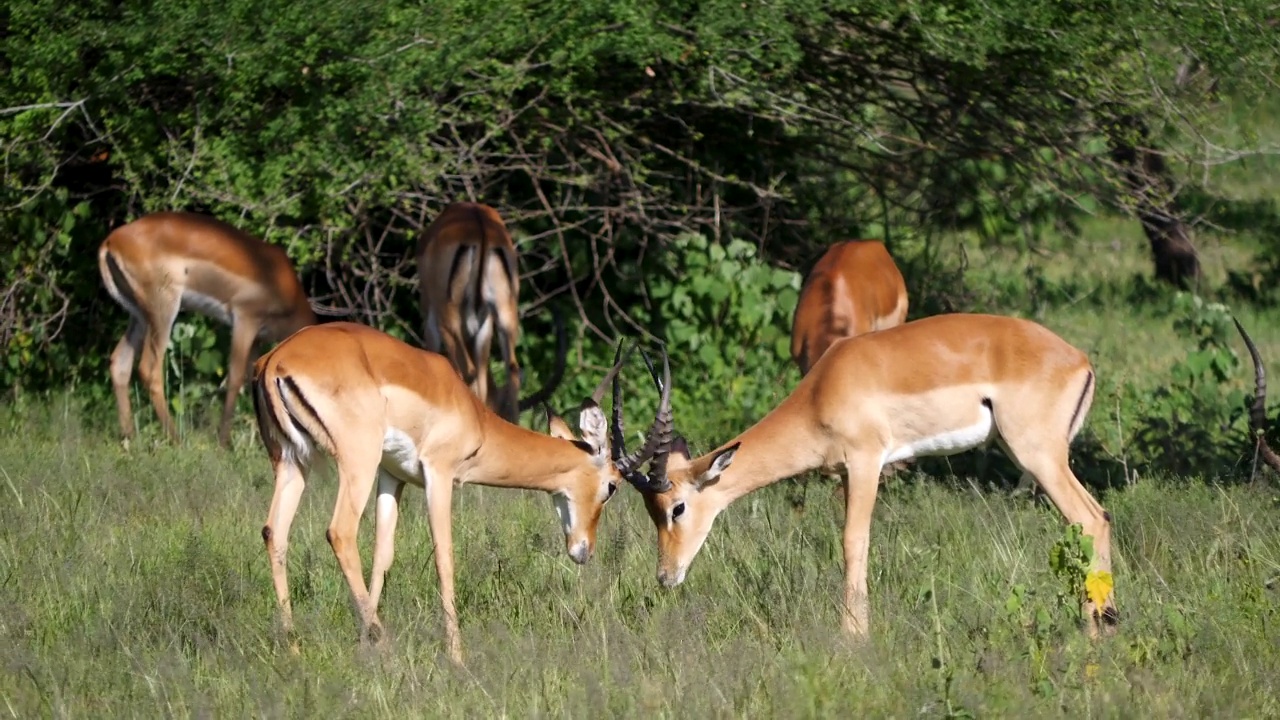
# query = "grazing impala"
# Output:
<box><xmin>625</xmin><ymin>314</ymin><xmax>1122</xmax><ymax>638</ymax></box>
<box><xmin>252</xmin><ymin>323</ymin><xmax>669</xmax><ymax>664</ymax></box>
<box><xmin>791</xmin><ymin>240</ymin><xmax>908</xmax><ymax>376</ymax></box>
<box><xmin>416</xmin><ymin>202</ymin><xmax>563</xmax><ymax>423</ymax></box>
<box><xmin>98</xmin><ymin>211</ymin><xmax>322</xmax><ymax>447</ymax></box>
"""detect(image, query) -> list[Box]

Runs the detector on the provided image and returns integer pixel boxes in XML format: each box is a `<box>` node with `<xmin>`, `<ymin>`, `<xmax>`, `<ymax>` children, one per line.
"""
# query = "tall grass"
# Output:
<box><xmin>1</xmin><ymin>393</ymin><xmax>1278</xmax><ymax>717</ymax></box>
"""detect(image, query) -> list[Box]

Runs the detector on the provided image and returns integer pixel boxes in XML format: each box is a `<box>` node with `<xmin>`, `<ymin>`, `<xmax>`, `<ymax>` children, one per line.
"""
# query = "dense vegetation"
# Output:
<box><xmin>5</xmin><ymin>0</ymin><xmax>1280</xmax><ymax>407</ymax></box>
<box><xmin>4</xmin><ymin>0</ymin><xmax>1280</xmax><ymax>714</ymax></box>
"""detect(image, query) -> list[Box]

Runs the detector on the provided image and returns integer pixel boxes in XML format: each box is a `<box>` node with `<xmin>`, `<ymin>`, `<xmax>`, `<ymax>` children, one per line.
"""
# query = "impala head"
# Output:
<box><xmin>637</xmin><ymin>437</ymin><xmax>739</xmax><ymax>587</ymax></box>
<box><xmin>542</xmin><ymin>340</ymin><xmax>675</xmax><ymax>565</ymax></box>
<box><xmin>613</xmin><ymin>348</ymin><xmax>740</xmax><ymax>587</ymax></box>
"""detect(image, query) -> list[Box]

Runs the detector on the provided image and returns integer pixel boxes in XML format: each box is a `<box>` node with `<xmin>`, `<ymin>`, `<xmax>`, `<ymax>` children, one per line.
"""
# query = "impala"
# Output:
<box><xmin>626</xmin><ymin>313</ymin><xmax>1121</xmax><ymax>638</ymax></box>
<box><xmin>98</xmin><ymin>211</ymin><xmax>325</xmax><ymax>447</ymax></box>
<box><xmin>791</xmin><ymin>240</ymin><xmax>908</xmax><ymax>376</ymax></box>
<box><xmin>416</xmin><ymin>202</ymin><xmax>563</xmax><ymax>423</ymax></box>
<box><xmin>252</xmin><ymin>322</ymin><xmax>669</xmax><ymax>664</ymax></box>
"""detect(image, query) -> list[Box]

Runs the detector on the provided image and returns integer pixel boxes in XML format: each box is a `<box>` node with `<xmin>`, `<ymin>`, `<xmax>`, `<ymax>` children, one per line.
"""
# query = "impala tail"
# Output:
<box><xmin>97</xmin><ymin>240</ymin><xmax>144</xmax><ymax>320</ymax></box>
<box><xmin>252</xmin><ymin>354</ymin><xmax>333</xmax><ymax>469</ymax></box>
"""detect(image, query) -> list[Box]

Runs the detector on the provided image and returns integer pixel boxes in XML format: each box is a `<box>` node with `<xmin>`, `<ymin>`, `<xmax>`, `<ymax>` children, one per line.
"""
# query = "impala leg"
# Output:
<box><xmin>138</xmin><ymin>297</ymin><xmax>181</xmax><ymax>443</ymax></box>
<box><xmin>423</xmin><ymin>463</ymin><xmax>462</xmax><ymax>665</ymax></box>
<box><xmin>841</xmin><ymin>454</ymin><xmax>882</xmax><ymax>637</ymax></box>
<box><xmin>422</xmin><ymin>304</ymin><xmax>446</xmax><ymax>356</ymax></box>
<box><xmin>469</xmin><ymin>313</ymin><xmax>495</xmax><ymax>411</ymax></box>
<box><xmin>263</xmin><ymin>457</ymin><xmax>308</xmax><ymax>643</ymax></box>
<box><xmin>997</xmin><ymin>372</ymin><xmax>1115</xmax><ymax>636</ymax></box>
<box><xmin>219</xmin><ymin>319</ymin><xmax>261</xmax><ymax>448</ymax></box>
<box><xmin>327</xmin><ymin>447</ymin><xmax>385</xmax><ymax>643</ymax></box>
<box><xmin>999</xmin><ymin>428</ymin><xmax>1116</xmax><ymax>635</ymax></box>
<box><xmin>439</xmin><ymin>313</ymin><xmax>477</xmax><ymax>390</ymax></box>
<box><xmin>489</xmin><ymin>262</ymin><xmax>521</xmax><ymax>423</ymax></box>
<box><xmin>368</xmin><ymin>471</ymin><xmax>405</xmax><ymax>614</ymax></box>
<box><xmin>1011</xmin><ymin>471</ymin><xmax>1039</xmax><ymax>498</ymax></box>
<box><xmin>109</xmin><ymin>317</ymin><xmax>146</xmax><ymax>443</ymax></box>
<box><xmin>1023</xmin><ymin>454</ymin><xmax>1115</xmax><ymax>635</ymax></box>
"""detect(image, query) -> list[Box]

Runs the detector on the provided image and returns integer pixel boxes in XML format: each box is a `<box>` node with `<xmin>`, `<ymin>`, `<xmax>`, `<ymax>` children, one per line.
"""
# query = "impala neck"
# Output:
<box><xmin>710</xmin><ymin>393</ymin><xmax>828</xmax><ymax>505</ymax></box>
<box><xmin>465</xmin><ymin>416</ymin><xmax>593</xmax><ymax>492</ymax></box>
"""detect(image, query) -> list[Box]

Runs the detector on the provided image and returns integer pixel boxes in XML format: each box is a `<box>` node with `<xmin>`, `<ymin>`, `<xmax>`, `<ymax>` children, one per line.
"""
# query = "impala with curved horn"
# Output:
<box><xmin>252</xmin><ymin>324</ymin><xmax>670</xmax><ymax>664</ymax></box>
<box><xmin>99</xmin><ymin>211</ymin><xmax>339</xmax><ymax>447</ymax></box>
<box><xmin>416</xmin><ymin>202</ymin><xmax>566</xmax><ymax>423</ymax></box>
<box><xmin>791</xmin><ymin>240</ymin><xmax>909</xmax><ymax>376</ymax></box>
<box><xmin>1233</xmin><ymin>317</ymin><xmax>1280</xmax><ymax>476</ymax></box>
<box><xmin>625</xmin><ymin>314</ymin><xmax>1121</xmax><ymax>639</ymax></box>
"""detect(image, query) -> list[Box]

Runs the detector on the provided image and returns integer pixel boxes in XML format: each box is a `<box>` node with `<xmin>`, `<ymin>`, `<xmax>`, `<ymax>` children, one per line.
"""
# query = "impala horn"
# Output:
<box><xmin>309</xmin><ymin>299</ymin><xmax>355</xmax><ymax>317</ymax></box>
<box><xmin>588</xmin><ymin>338</ymin><xmax>644</xmax><ymax>474</ymax></box>
<box><xmin>589</xmin><ymin>338</ymin><xmax>632</xmax><ymax>410</ymax></box>
<box><xmin>1233</xmin><ymin>317</ymin><xmax>1280</xmax><ymax>475</ymax></box>
<box><xmin>616</xmin><ymin>344</ymin><xmax>674</xmax><ymax>493</ymax></box>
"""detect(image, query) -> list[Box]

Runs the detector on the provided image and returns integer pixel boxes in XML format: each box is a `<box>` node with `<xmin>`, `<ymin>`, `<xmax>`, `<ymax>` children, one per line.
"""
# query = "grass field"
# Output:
<box><xmin>4</xmin><ymin>211</ymin><xmax>1280</xmax><ymax>717</ymax></box>
<box><xmin>1</xmin><ymin>406</ymin><xmax>1279</xmax><ymax>717</ymax></box>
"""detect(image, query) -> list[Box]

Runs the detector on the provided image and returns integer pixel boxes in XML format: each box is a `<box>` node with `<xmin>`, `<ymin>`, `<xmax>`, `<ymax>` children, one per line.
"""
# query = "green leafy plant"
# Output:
<box><xmin>1002</xmin><ymin>522</ymin><xmax>1102</xmax><ymax>697</ymax></box>
<box><xmin>165</xmin><ymin>319</ymin><xmax>228</xmax><ymax>428</ymax></box>
<box><xmin>1127</xmin><ymin>293</ymin><xmax>1251</xmax><ymax>474</ymax></box>
<box><xmin>645</xmin><ymin>233</ymin><xmax>801</xmax><ymax>431</ymax></box>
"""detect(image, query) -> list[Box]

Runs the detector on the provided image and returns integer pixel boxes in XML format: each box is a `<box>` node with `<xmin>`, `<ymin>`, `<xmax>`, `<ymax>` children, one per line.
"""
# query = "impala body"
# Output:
<box><xmin>628</xmin><ymin>313</ymin><xmax>1120</xmax><ymax>637</ymax></box>
<box><xmin>791</xmin><ymin>240</ymin><xmax>908</xmax><ymax>376</ymax></box>
<box><xmin>416</xmin><ymin>202</ymin><xmax>561</xmax><ymax>423</ymax></box>
<box><xmin>252</xmin><ymin>322</ymin><xmax>668</xmax><ymax>664</ymax></box>
<box><xmin>98</xmin><ymin>211</ymin><xmax>317</xmax><ymax>447</ymax></box>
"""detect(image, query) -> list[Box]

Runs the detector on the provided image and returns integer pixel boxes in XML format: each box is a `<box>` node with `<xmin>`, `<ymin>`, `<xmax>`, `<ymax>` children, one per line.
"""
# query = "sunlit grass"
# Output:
<box><xmin>2</xmin><ymin>384</ymin><xmax>1279</xmax><ymax>716</ymax></box>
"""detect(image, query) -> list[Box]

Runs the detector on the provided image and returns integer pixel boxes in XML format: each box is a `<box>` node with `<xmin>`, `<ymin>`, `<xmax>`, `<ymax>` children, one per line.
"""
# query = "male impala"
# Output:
<box><xmin>252</xmin><ymin>323</ymin><xmax>669</xmax><ymax>664</ymax></box>
<box><xmin>99</xmin><ymin>211</ymin><xmax>321</xmax><ymax>447</ymax></box>
<box><xmin>791</xmin><ymin>240</ymin><xmax>908</xmax><ymax>376</ymax></box>
<box><xmin>626</xmin><ymin>313</ymin><xmax>1122</xmax><ymax>638</ymax></box>
<box><xmin>417</xmin><ymin>202</ymin><xmax>561</xmax><ymax>423</ymax></box>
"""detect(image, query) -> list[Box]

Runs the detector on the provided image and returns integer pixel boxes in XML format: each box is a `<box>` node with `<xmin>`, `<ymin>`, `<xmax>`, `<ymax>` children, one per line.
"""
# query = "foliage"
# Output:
<box><xmin>0</xmin><ymin>191</ymin><xmax>106</xmax><ymax>391</ymax></box>
<box><xmin>643</xmin><ymin>234</ymin><xmax>801</xmax><ymax>424</ymax></box>
<box><xmin>3</xmin><ymin>0</ymin><xmax>1279</xmax><ymax>401</ymax></box>
<box><xmin>1126</xmin><ymin>293</ymin><xmax>1252</xmax><ymax>475</ymax></box>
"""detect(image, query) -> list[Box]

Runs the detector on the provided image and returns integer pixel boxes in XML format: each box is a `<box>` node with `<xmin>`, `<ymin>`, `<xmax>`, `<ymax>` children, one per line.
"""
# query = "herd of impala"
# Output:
<box><xmin>97</xmin><ymin>203</ymin><xmax>1280</xmax><ymax>664</ymax></box>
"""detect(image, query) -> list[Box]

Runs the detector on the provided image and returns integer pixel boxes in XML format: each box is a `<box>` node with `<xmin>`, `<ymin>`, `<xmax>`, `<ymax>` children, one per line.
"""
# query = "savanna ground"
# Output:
<box><xmin>5</xmin><ymin>102</ymin><xmax>1280</xmax><ymax>718</ymax></box>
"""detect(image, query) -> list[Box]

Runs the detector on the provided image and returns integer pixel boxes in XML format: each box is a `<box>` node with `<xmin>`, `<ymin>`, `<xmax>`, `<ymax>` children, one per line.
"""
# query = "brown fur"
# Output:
<box><xmin>791</xmin><ymin>240</ymin><xmax>908</xmax><ymax>376</ymax></box>
<box><xmin>252</xmin><ymin>322</ymin><xmax>629</xmax><ymax>664</ymax></box>
<box><xmin>98</xmin><ymin>212</ymin><xmax>316</xmax><ymax>447</ymax></box>
<box><xmin>416</xmin><ymin>203</ymin><xmax>523</xmax><ymax>422</ymax></box>
<box><xmin>638</xmin><ymin>313</ymin><xmax>1117</xmax><ymax>640</ymax></box>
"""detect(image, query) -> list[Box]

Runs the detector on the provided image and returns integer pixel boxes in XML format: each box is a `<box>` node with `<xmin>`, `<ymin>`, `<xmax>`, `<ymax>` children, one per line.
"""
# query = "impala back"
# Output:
<box><xmin>791</xmin><ymin>240</ymin><xmax>908</xmax><ymax>376</ymax></box>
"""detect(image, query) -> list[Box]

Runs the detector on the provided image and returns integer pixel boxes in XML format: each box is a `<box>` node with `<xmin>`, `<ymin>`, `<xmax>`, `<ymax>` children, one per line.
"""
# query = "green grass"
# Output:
<box><xmin>1</xmin><ymin>403</ymin><xmax>1278</xmax><ymax>717</ymax></box>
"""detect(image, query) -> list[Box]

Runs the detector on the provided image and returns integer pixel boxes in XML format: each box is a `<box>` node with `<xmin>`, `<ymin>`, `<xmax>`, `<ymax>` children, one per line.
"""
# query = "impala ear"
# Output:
<box><xmin>576</xmin><ymin>398</ymin><xmax>608</xmax><ymax>458</ymax></box>
<box><xmin>547</xmin><ymin>412</ymin><xmax>576</xmax><ymax>441</ymax></box>
<box><xmin>693</xmin><ymin>442</ymin><xmax>739</xmax><ymax>490</ymax></box>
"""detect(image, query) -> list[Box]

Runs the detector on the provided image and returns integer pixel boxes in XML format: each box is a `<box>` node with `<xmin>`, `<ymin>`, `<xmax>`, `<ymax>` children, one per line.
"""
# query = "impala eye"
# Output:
<box><xmin>671</xmin><ymin>502</ymin><xmax>686</xmax><ymax>520</ymax></box>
